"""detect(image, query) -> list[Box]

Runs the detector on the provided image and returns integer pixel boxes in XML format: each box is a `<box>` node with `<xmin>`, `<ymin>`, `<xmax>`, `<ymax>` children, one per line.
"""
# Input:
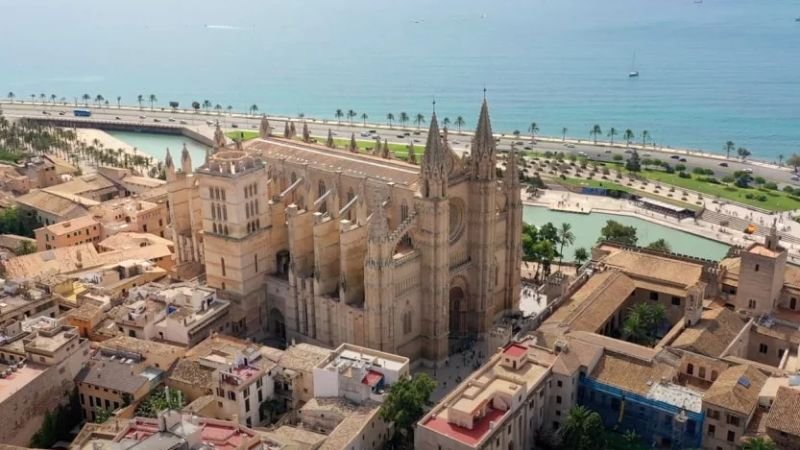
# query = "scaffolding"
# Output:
<box><xmin>578</xmin><ymin>376</ymin><xmax>703</xmax><ymax>449</ymax></box>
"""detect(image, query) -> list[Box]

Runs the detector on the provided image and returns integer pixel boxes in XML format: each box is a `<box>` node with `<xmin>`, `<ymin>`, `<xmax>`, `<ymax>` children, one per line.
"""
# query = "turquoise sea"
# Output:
<box><xmin>1</xmin><ymin>0</ymin><xmax>798</xmax><ymax>159</ymax></box>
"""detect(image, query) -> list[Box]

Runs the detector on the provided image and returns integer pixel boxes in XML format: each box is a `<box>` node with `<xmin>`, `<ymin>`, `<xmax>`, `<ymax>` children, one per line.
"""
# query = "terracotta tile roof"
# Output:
<box><xmin>279</xmin><ymin>343</ymin><xmax>332</xmax><ymax>372</ymax></box>
<box><xmin>248</xmin><ymin>138</ymin><xmax>420</xmax><ymax>188</ymax></box>
<box><xmin>3</xmin><ymin>243</ymin><xmax>101</xmax><ymax>280</ymax></box>
<box><xmin>97</xmin><ymin>232</ymin><xmax>174</xmax><ymax>252</ymax></box>
<box><xmin>603</xmin><ymin>250</ymin><xmax>703</xmax><ymax>287</ymax></box>
<box><xmin>671</xmin><ymin>307</ymin><xmax>746</xmax><ymax>358</ymax></box>
<box><xmin>590</xmin><ymin>352</ymin><xmax>676</xmax><ymax>396</ymax></box>
<box><xmin>43</xmin><ymin>174</ymin><xmax>116</xmax><ymax>196</ymax></box>
<box><xmin>544</xmin><ymin>270</ymin><xmax>635</xmax><ymax>334</ymax></box>
<box><xmin>38</xmin><ymin>214</ymin><xmax>99</xmax><ymax>236</ymax></box>
<box><xmin>704</xmin><ymin>364</ymin><xmax>768</xmax><ymax>415</ymax></box>
<box><xmin>169</xmin><ymin>359</ymin><xmax>214</xmax><ymax>389</ymax></box>
<box><xmin>16</xmin><ymin>189</ymin><xmax>89</xmax><ymax>217</ymax></box>
<box><xmin>765</xmin><ymin>386</ymin><xmax>800</xmax><ymax>437</ymax></box>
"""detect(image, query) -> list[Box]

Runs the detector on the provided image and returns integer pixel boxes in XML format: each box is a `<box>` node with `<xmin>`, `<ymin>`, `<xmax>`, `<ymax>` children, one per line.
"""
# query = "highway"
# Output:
<box><xmin>2</xmin><ymin>100</ymin><xmax>797</xmax><ymax>188</ymax></box>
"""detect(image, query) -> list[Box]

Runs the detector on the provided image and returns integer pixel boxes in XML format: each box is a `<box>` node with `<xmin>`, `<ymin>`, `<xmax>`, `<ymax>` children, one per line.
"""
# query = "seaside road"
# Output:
<box><xmin>2</xmin><ymin>101</ymin><xmax>797</xmax><ymax>190</ymax></box>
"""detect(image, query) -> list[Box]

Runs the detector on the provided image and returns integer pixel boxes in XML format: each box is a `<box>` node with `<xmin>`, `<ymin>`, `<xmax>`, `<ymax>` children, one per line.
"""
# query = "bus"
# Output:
<box><xmin>73</xmin><ymin>109</ymin><xmax>92</xmax><ymax>117</ymax></box>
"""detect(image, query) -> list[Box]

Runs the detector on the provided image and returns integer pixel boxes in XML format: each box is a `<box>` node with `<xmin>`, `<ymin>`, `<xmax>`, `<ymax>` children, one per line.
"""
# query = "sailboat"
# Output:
<box><xmin>628</xmin><ymin>53</ymin><xmax>640</xmax><ymax>78</ymax></box>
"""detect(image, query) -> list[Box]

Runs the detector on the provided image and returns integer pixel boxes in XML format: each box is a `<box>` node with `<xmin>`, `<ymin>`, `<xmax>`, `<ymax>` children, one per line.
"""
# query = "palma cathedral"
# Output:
<box><xmin>164</xmin><ymin>100</ymin><xmax>523</xmax><ymax>363</ymax></box>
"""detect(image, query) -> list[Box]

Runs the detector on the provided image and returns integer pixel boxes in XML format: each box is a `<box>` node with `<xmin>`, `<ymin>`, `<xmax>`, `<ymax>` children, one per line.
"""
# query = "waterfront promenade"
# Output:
<box><xmin>1</xmin><ymin>100</ymin><xmax>796</xmax><ymax>189</ymax></box>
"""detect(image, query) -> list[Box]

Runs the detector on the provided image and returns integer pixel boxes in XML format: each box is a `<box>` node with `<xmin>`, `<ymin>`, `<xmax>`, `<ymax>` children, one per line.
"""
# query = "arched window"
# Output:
<box><xmin>687</xmin><ymin>363</ymin><xmax>694</xmax><ymax>375</ymax></box>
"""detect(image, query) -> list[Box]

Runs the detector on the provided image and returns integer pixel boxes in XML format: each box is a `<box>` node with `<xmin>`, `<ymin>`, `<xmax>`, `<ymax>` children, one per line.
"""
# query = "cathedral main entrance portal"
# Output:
<box><xmin>449</xmin><ymin>286</ymin><xmax>470</xmax><ymax>354</ymax></box>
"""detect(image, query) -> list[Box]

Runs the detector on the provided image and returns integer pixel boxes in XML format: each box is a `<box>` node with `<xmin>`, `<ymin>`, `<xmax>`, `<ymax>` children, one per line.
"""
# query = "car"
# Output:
<box><xmin>578</xmin><ymin>151</ymin><xmax>588</xmax><ymax>157</ymax></box>
<box><xmin>791</xmin><ymin>175</ymin><xmax>800</xmax><ymax>181</ymax></box>
<box><xmin>369</xmin><ymin>130</ymin><xmax>377</xmax><ymax>134</ymax></box>
<box><xmin>564</xmin><ymin>143</ymin><xmax>575</xmax><ymax>148</ymax></box>
<box><xmin>41</xmin><ymin>111</ymin><xmax>49</xmax><ymax>115</ymax></box>
<box><xmin>524</xmin><ymin>146</ymin><xmax>532</xmax><ymax>150</ymax></box>
<box><xmin>453</xmin><ymin>140</ymin><xmax>460</xmax><ymax>144</ymax></box>
<box><xmin>153</xmin><ymin>119</ymin><xmax>161</xmax><ymax>123</ymax></box>
<box><xmin>115</xmin><ymin>116</ymin><xmax>121</xmax><ymax>120</ymax></box>
<box><xmin>396</xmin><ymin>134</ymin><xmax>405</xmax><ymax>138</ymax></box>
<box><xmin>206</xmin><ymin>120</ymin><xmax>214</xmax><ymax>126</ymax></box>
<box><xmin>643</xmin><ymin>153</ymin><xmax>651</xmax><ymax>157</ymax></box>
<box><xmin>360</xmin><ymin>132</ymin><xmax>371</xmax><ymax>137</ymax></box>
<box><xmin>679</xmin><ymin>158</ymin><xmax>687</xmax><ymax>162</ymax></box>
<box><xmin>413</xmin><ymin>131</ymin><xmax>421</xmax><ymax>136</ymax></box>
<box><xmin>404</xmin><ymin>132</ymin><xmax>411</xmax><ymax>136</ymax></box>
<box><xmin>624</xmin><ymin>149</ymin><xmax>632</xmax><ymax>154</ymax></box>
<box><xmin>414</xmin><ymin>139</ymin><xmax>421</xmax><ymax>143</ymax></box>
<box><xmin>231</xmin><ymin>123</ymin><xmax>239</xmax><ymax>128</ymax></box>
<box><xmin>139</xmin><ymin>115</ymin><xmax>146</xmax><ymax>119</ymax></box>
<box><xmin>719</xmin><ymin>162</ymin><xmax>729</xmax><ymax>167</ymax></box>
<box><xmin>604</xmin><ymin>149</ymin><xmax>612</xmax><ymax>154</ymax></box>
<box><xmin>670</xmin><ymin>155</ymin><xmax>680</xmax><ymax>160</ymax></box>
<box><xmin>515</xmin><ymin>141</ymin><xmax>524</xmax><ymax>145</ymax></box>
<box><xmin>58</xmin><ymin>111</ymin><xmax>65</xmax><ymax>116</ymax></box>
<box><xmin>168</xmin><ymin>117</ymin><xmax>175</xmax><ymax>122</ymax></box>
<box><xmin>179</xmin><ymin>120</ymin><xmax>187</xmax><ymax>125</ymax></box>
<box><xmin>743</xmin><ymin>168</ymin><xmax>753</xmax><ymax>173</ymax></box>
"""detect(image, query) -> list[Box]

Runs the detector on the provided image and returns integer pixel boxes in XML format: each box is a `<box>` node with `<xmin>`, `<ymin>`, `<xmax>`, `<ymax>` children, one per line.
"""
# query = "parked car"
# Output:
<box><xmin>115</xmin><ymin>116</ymin><xmax>121</xmax><ymax>120</ymax></box>
<box><xmin>168</xmin><ymin>117</ymin><xmax>176</xmax><ymax>122</ymax></box>
<box><xmin>231</xmin><ymin>123</ymin><xmax>238</xmax><ymax>128</ymax></box>
<box><xmin>564</xmin><ymin>143</ymin><xmax>575</xmax><ymax>148</ymax></box>
<box><xmin>679</xmin><ymin>157</ymin><xmax>687</xmax><ymax>162</ymax></box>
<box><xmin>670</xmin><ymin>155</ymin><xmax>680</xmax><ymax>160</ymax></box>
<box><xmin>153</xmin><ymin>118</ymin><xmax>161</xmax><ymax>123</ymax></box>
<box><xmin>719</xmin><ymin>162</ymin><xmax>729</xmax><ymax>167</ymax></box>
<box><xmin>139</xmin><ymin>115</ymin><xmax>147</xmax><ymax>119</ymax></box>
<box><xmin>179</xmin><ymin>120</ymin><xmax>188</xmax><ymax>125</ymax></box>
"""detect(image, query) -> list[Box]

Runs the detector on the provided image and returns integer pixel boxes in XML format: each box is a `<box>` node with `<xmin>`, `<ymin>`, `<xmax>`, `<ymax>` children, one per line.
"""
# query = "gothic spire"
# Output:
<box><xmin>382</xmin><ymin>139</ymin><xmax>390</xmax><ymax>159</ymax></box>
<box><xmin>259</xmin><ymin>116</ymin><xmax>270</xmax><ymax>138</ymax></box>
<box><xmin>326</xmin><ymin>129</ymin><xmax>335</xmax><ymax>148</ymax></box>
<box><xmin>421</xmin><ymin>113</ymin><xmax>447</xmax><ymax>199</ymax></box>
<box><xmin>283</xmin><ymin>122</ymin><xmax>291</xmax><ymax>138</ymax></box>
<box><xmin>349</xmin><ymin>133</ymin><xmax>358</xmax><ymax>153</ymax></box>
<box><xmin>408</xmin><ymin>141</ymin><xmax>417</xmax><ymax>164</ymax></box>
<box><xmin>213</xmin><ymin>123</ymin><xmax>226</xmax><ymax>148</ymax></box>
<box><xmin>302</xmin><ymin>122</ymin><xmax>310</xmax><ymax>143</ymax></box>
<box><xmin>180</xmin><ymin>143</ymin><xmax>192</xmax><ymax>173</ymax></box>
<box><xmin>164</xmin><ymin>147</ymin><xmax>174</xmax><ymax>169</ymax></box>
<box><xmin>505</xmin><ymin>143</ymin><xmax>520</xmax><ymax>188</ymax></box>
<box><xmin>471</xmin><ymin>99</ymin><xmax>497</xmax><ymax>181</ymax></box>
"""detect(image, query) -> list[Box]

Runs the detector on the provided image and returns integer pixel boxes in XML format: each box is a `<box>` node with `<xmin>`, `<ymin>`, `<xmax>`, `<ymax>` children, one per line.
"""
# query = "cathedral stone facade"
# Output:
<box><xmin>165</xmin><ymin>101</ymin><xmax>523</xmax><ymax>363</ymax></box>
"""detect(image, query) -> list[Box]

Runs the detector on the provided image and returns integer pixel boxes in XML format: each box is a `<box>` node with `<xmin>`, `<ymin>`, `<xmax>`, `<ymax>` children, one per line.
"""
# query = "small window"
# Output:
<box><xmin>649</xmin><ymin>291</ymin><xmax>658</xmax><ymax>301</ymax></box>
<box><xmin>707</xmin><ymin>424</ymin><xmax>715</xmax><ymax>436</ymax></box>
<box><xmin>749</xmin><ymin>299</ymin><xmax>757</xmax><ymax>309</ymax></box>
<box><xmin>727</xmin><ymin>430</ymin><xmax>735</xmax><ymax>442</ymax></box>
<box><xmin>755</xmin><ymin>264</ymin><xmax>760</xmax><ymax>272</ymax></box>
<box><xmin>760</xmin><ymin>343</ymin><xmax>768</xmax><ymax>354</ymax></box>
<box><xmin>556</xmin><ymin>395</ymin><xmax>562</xmax><ymax>404</ymax></box>
<box><xmin>687</xmin><ymin>363</ymin><xmax>694</xmax><ymax>375</ymax></box>
<box><xmin>671</xmin><ymin>296</ymin><xmax>681</xmax><ymax>306</ymax></box>
<box><xmin>699</xmin><ymin>367</ymin><xmax>706</xmax><ymax>378</ymax></box>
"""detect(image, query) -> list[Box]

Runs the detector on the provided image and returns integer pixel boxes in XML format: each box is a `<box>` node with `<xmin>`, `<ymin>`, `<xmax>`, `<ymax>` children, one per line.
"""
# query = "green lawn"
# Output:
<box><xmin>639</xmin><ymin>168</ymin><xmax>800</xmax><ymax>211</ymax></box>
<box><xmin>225</xmin><ymin>130</ymin><xmax>259</xmax><ymax>141</ymax></box>
<box><xmin>552</xmin><ymin>176</ymin><xmax>702</xmax><ymax>211</ymax></box>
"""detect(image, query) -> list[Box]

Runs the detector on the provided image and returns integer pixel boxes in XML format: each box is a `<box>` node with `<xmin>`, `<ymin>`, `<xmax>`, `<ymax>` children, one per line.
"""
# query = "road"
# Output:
<box><xmin>2</xmin><ymin>100</ymin><xmax>797</xmax><ymax>188</ymax></box>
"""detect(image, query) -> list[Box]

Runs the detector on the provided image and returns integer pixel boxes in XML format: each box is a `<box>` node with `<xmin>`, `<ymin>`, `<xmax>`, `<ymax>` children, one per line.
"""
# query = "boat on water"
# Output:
<box><xmin>628</xmin><ymin>53</ymin><xmax>639</xmax><ymax>78</ymax></box>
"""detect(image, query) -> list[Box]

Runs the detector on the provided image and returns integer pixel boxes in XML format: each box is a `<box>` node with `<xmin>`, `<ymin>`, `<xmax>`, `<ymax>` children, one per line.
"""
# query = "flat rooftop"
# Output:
<box><xmin>330</xmin><ymin>348</ymin><xmax>407</xmax><ymax>373</ymax></box>
<box><xmin>0</xmin><ymin>364</ymin><xmax>45</xmax><ymax>404</ymax></box>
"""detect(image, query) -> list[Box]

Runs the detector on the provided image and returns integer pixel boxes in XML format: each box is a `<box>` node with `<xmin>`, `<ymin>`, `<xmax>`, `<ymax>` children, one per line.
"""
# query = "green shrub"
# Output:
<box><xmin>756</xmin><ymin>194</ymin><xmax>768</xmax><ymax>202</ymax></box>
<box><xmin>722</xmin><ymin>175</ymin><xmax>735</xmax><ymax>183</ymax></box>
<box><xmin>783</xmin><ymin>186</ymin><xmax>795</xmax><ymax>194</ymax></box>
<box><xmin>745</xmin><ymin>193</ymin><xmax>755</xmax><ymax>199</ymax></box>
<box><xmin>765</xmin><ymin>182</ymin><xmax>778</xmax><ymax>190</ymax></box>
<box><xmin>678</xmin><ymin>172</ymin><xmax>691</xmax><ymax>179</ymax></box>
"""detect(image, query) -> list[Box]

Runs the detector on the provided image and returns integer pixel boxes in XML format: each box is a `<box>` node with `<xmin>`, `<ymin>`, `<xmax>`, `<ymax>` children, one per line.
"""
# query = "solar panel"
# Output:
<box><xmin>738</xmin><ymin>376</ymin><xmax>751</xmax><ymax>388</ymax></box>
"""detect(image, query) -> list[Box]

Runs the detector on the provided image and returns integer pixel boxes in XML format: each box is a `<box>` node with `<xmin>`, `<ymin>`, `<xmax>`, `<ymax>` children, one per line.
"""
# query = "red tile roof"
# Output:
<box><xmin>503</xmin><ymin>344</ymin><xmax>527</xmax><ymax>358</ymax></box>
<box><xmin>362</xmin><ymin>369</ymin><xmax>383</xmax><ymax>386</ymax></box>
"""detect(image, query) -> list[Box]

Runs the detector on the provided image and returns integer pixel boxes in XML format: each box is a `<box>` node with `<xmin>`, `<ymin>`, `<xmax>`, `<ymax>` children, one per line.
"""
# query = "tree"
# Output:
<box><xmin>414</xmin><ymin>113</ymin><xmax>425</xmax><ymax>129</ymax></box>
<box><xmin>625</xmin><ymin>149</ymin><xmax>641</xmax><ymax>172</ymax></box>
<box><xmin>117</xmin><ymin>96</ymin><xmax>122</xmax><ymax>108</ymax></box>
<box><xmin>623</xmin><ymin>129</ymin><xmax>635</xmax><ymax>146</ymax></box>
<box><xmin>82</xmin><ymin>93</ymin><xmax>91</xmax><ymax>106</ymax></box>
<box><xmin>455</xmin><ymin>116</ymin><xmax>465</xmax><ymax>132</ymax></box>
<box><xmin>742</xmin><ymin>437</ymin><xmax>777</xmax><ymax>450</ymax></box>
<box><xmin>15</xmin><ymin>240</ymin><xmax>36</xmax><ymax>255</ymax></box>
<box><xmin>646</xmin><ymin>238</ymin><xmax>672</xmax><ymax>253</ymax></box>
<box><xmin>574</xmin><ymin>247</ymin><xmax>589</xmax><ymax>266</ymax></box>
<box><xmin>557</xmin><ymin>223</ymin><xmax>575</xmax><ymax>269</ymax></box>
<box><xmin>443</xmin><ymin>117</ymin><xmax>451</xmax><ymax>129</ymax></box>
<box><xmin>379</xmin><ymin>373</ymin><xmax>436</xmax><ymax>447</ymax></box>
<box><xmin>399</xmin><ymin>112</ymin><xmax>409</xmax><ymax>127</ymax></box>
<box><xmin>599</xmin><ymin>220</ymin><xmax>637</xmax><ymax>245</ymax></box>
<box><xmin>334</xmin><ymin>109</ymin><xmax>344</xmax><ymax>124</ymax></box>
<box><xmin>528</xmin><ymin>122</ymin><xmax>539</xmax><ymax>140</ymax></box>
<box><xmin>50</xmin><ymin>94</ymin><xmax>57</xmax><ymax>104</ymax></box>
<box><xmin>562</xmin><ymin>406</ymin><xmax>607</xmax><ymax>450</ymax></box>
<box><xmin>226</xmin><ymin>105</ymin><xmax>233</xmax><ymax>114</ymax></box>
<box><xmin>787</xmin><ymin>154</ymin><xmax>800</xmax><ymax>173</ymax></box>
<box><xmin>623</xmin><ymin>302</ymin><xmax>666</xmax><ymax>345</ymax></box>
<box><xmin>7</xmin><ymin>92</ymin><xmax>14</xmax><ymax>102</ymax></box>
<box><xmin>191</xmin><ymin>101</ymin><xmax>200</xmax><ymax>113</ymax></box>
<box><xmin>641</xmin><ymin>130</ymin><xmax>650</xmax><ymax>147</ymax></box>
<box><xmin>522</xmin><ymin>222</ymin><xmax>560</xmax><ymax>280</ymax></box>
<box><xmin>169</xmin><ymin>101</ymin><xmax>179</xmax><ymax>110</ymax></box>
<box><xmin>202</xmin><ymin>99</ymin><xmax>211</xmax><ymax>111</ymax></box>
<box><xmin>148</xmin><ymin>94</ymin><xmax>157</xmax><ymax>110</ymax></box>
<box><xmin>513</xmin><ymin>129</ymin><xmax>521</xmax><ymax>139</ymax></box>
<box><xmin>386</xmin><ymin>113</ymin><xmax>395</xmax><ymax>127</ymax></box>
<box><xmin>137</xmin><ymin>94</ymin><xmax>144</xmax><ymax>109</ymax></box>
<box><xmin>607</xmin><ymin>127</ymin><xmax>618</xmax><ymax>145</ymax></box>
<box><xmin>778</xmin><ymin>154</ymin><xmax>784</xmax><ymax>166</ymax></box>
<box><xmin>562</xmin><ymin>127</ymin><xmax>568</xmax><ymax>142</ymax></box>
<box><xmin>361</xmin><ymin>112</ymin><xmax>368</xmax><ymax>126</ymax></box>
<box><xmin>135</xmin><ymin>386</ymin><xmax>185</xmax><ymax>418</ymax></box>
<box><xmin>0</xmin><ymin>207</ymin><xmax>42</xmax><ymax>237</ymax></box>
<box><xmin>737</xmin><ymin>146</ymin><xmax>751</xmax><ymax>161</ymax></box>
<box><xmin>590</xmin><ymin>124</ymin><xmax>602</xmax><ymax>144</ymax></box>
<box><xmin>725</xmin><ymin>140</ymin><xmax>735</xmax><ymax>159</ymax></box>
<box><xmin>250</xmin><ymin>104</ymin><xmax>259</xmax><ymax>115</ymax></box>
<box><xmin>215</xmin><ymin>104</ymin><xmax>222</xmax><ymax>114</ymax></box>
<box><xmin>347</xmin><ymin>109</ymin><xmax>357</xmax><ymax>124</ymax></box>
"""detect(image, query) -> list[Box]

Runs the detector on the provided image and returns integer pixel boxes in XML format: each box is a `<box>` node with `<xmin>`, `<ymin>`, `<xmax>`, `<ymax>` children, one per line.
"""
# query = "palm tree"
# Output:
<box><xmin>347</xmin><ymin>109</ymin><xmax>357</xmax><ymax>124</ymax></box>
<box><xmin>202</xmin><ymin>100</ymin><xmax>212</xmax><ymax>111</ymax></box>
<box><xmin>386</xmin><ymin>113</ymin><xmax>395</xmax><ymax>127</ymax></box>
<box><xmin>117</xmin><ymin>96</ymin><xmax>121</xmax><ymax>108</ymax></box>
<box><xmin>414</xmin><ymin>113</ymin><xmax>425</xmax><ymax>129</ymax></box>
<box><xmin>6</xmin><ymin>92</ymin><xmax>14</xmax><ymax>102</ymax></box>
<box><xmin>725</xmin><ymin>140</ymin><xmax>735</xmax><ymax>159</ymax></box>
<box><xmin>82</xmin><ymin>94</ymin><xmax>91</xmax><ymax>106</ymax></box>
<box><xmin>137</xmin><ymin>94</ymin><xmax>144</xmax><ymax>109</ymax></box>
<box><xmin>40</xmin><ymin>93</ymin><xmax>46</xmax><ymax>103</ymax></box>
<box><xmin>779</xmin><ymin>154</ymin><xmax>785</xmax><ymax>166</ymax></box>
<box><xmin>641</xmin><ymin>130</ymin><xmax>650</xmax><ymax>147</ymax></box>
<box><xmin>215</xmin><ymin>104</ymin><xmax>222</xmax><ymax>115</ymax></box>
<box><xmin>562</xmin><ymin>127</ymin><xmax>568</xmax><ymax>142</ymax></box>
<box><xmin>443</xmin><ymin>117</ymin><xmax>451</xmax><ymax>129</ymax></box>
<box><xmin>95</xmin><ymin>94</ymin><xmax>104</xmax><ymax>106</ymax></box>
<box><xmin>607</xmin><ymin>127</ymin><xmax>618</xmax><ymax>145</ymax></box>
<box><xmin>528</xmin><ymin>122</ymin><xmax>539</xmax><ymax>141</ymax></box>
<box><xmin>226</xmin><ymin>105</ymin><xmax>233</xmax><ymax>115</ymax></box>
<box><xmin>574</xmin><ymin>247</ymin><xmax>589</xmax><ymax>267</ymax></box>
<box><xmin>557</xmin><ymin>223</ymin><xmax>575</xmax><ymax>270</ymax></box>
<box><xmin>399</xmin><ymin>112</ymin><xmax>409</xmax><ymax>127</ymax></box>
<box><xmin>454</xmin><ymin>116</ymin><xmax>465</xmax><ymax>132</ymax></box>
<box><xmin>250</xmin><ymin>104</ymin><xmax>259</xmax><ymax>115</ymax></box>
<box><xmin>623</xmin><ymin>129</ymin><xmax>635</xmax><ymax>146</ymax></box>
<box><xmin>742</xmin><ymin>437</ymin><xmax>776</xmax><ymax>450</ymax></box>
<box><xmin>335</xmin><ymin>109</ymin><xmax>344</xmax><ymax>124</ymax></box>
<box><xmin>50</xmin><ymin>94</ymin><xmax>57</xmax><ymax>104</ymax></box>
<box><xmin>360</xmin><ymin>112</ymin><xmax>368</xmax><ymax>126</ymax></box>
<box><xmin>148</xmin><ymin>94</ymin><xmax>157</xmax><ymax>110</ymax></box>
<box><xmin>562</xmin><ymin>406</ymin><xmax>606</xmax><ymax>450</ymax></box>
<box><xmin>589</xmin><ymin>124</ymin><xmax>602</xmax><ymax>144</ymax></box>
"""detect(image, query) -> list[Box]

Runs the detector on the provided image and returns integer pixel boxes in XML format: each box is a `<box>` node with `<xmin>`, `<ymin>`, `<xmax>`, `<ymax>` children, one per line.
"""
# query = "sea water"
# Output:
<box><xmin>1</xmin><ymin>0</ymin><xmax>798</xmax><ymax>159</ymax></box>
